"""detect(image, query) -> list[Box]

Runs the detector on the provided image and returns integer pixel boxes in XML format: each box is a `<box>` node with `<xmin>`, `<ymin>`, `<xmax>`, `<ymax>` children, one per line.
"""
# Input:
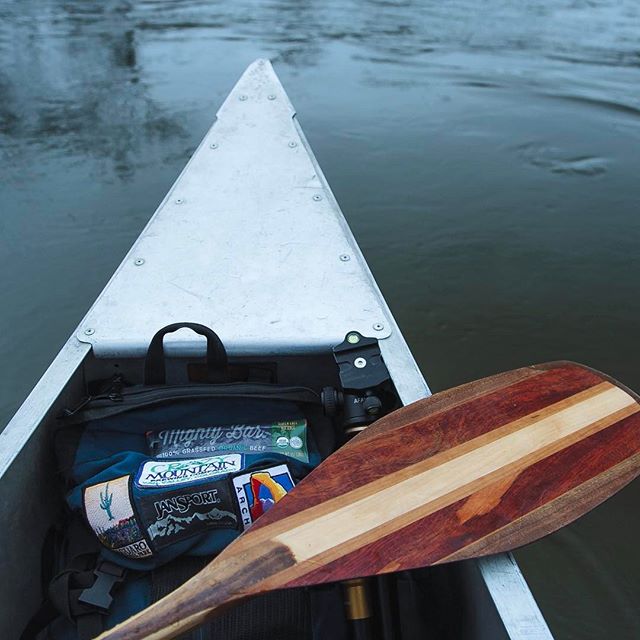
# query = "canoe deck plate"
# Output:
<box><xmin>78</xmin><ymin>59</ymin><xmax>391</xmax><ymax>358</ymax></box>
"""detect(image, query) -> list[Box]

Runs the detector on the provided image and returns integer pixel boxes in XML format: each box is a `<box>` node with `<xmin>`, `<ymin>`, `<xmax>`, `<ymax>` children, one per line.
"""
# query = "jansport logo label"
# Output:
<box><xmin>136</xmin><ymin>480</ymin><xmax>238</xmax><ymax>551</ymax></box>
<box><xmin>135</xmin><ymin>454</ymin><xmax>242</xmax><ymax>488</ymax></box>
<box><xmin>154</xmin><ymin>488</ymin><xmax>220</xmax><ymax>519</ymax></box>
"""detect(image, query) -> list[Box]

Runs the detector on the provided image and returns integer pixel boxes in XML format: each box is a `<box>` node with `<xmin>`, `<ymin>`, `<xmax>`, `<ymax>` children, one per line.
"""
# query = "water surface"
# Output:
<box><xmin>2</xmin><ymin>1</ymin><xmax>640</xmax><ymax>638</ymax></box>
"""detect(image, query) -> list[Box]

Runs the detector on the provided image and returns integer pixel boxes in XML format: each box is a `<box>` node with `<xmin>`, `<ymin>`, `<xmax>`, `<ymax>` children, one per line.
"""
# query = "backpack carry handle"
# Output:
<box><xmin>144</xmin><ymin>323</ymin><xmax>228</xmax><ymax>385</ymax></box>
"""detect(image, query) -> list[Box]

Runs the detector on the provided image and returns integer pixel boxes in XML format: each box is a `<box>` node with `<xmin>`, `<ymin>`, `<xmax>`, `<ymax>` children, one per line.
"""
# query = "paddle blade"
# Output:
<box><xmin>249</xmin><ymin>361</ymin><xmax>640</xmax><ymax>583</ymax></box>
<box><xmin>97</xmin><ymin>362</ymin><xmax>640</xmax><ymax>640</ymax></box>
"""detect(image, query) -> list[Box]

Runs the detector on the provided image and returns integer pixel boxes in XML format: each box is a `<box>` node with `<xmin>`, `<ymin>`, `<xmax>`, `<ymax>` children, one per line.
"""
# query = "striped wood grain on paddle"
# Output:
<box><xmin>97</xmin><ymin>362</ymin><xmax>640</xmax><ymax>640</ymax></box>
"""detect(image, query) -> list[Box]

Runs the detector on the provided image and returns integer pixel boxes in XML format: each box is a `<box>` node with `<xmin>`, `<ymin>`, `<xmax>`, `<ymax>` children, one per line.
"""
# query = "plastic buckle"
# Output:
<box><xmin>78</xmin><ymin>561</ymin><xmax>126</xmax><ymax>612</ymax></box>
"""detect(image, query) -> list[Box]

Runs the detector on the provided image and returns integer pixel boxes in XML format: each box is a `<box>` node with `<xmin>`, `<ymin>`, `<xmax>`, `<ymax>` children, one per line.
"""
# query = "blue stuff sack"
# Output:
<box><xmin>39</xmin><ymin>324</ymin><xmax>334</xmax><ymax>639</ymax></box>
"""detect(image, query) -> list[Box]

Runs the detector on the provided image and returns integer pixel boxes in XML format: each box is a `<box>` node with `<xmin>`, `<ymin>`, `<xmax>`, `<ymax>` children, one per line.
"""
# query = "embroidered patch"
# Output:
<box><xmin>232</xmin><ymin>464</ymin><xmax>295</xmax><ymax>530</ymax></box>
<box><xmin>135</xmin><ymin>454</ymin><xmax>243</xmax><ymax>488</ymax></box>
<box><xmin>146</xmin><ymin>420</ymin><xmax>309</xmax><ymax>463</ymax></box>
<box><xmin>117</xmin><ymin>540</ymin><xmax>154</xmax><ymax>559</ymax></box>
<box><xmin>137</xmin><ymin>481</ymin><xmax>238</xmax><ymax>550</ymax></box>
<box><xmin>84</xmin><ymin>475</ymin><xmax>152</xmax><ymax>559</ymax></box>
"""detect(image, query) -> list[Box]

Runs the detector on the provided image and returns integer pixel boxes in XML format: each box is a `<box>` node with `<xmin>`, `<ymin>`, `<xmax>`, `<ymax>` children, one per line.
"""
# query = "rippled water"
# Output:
<box><xmin>2</xmin><ymin>1</ymin><xmax>640</xmax><ymax>638</ymax></box>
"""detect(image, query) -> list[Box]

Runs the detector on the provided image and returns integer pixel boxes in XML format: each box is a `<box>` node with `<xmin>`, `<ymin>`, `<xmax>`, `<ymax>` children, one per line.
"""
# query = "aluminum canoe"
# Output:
<box><xmin>0</xmin><ymin>59</ymin><xmax>553</xmax><ymax>640</ymax></box>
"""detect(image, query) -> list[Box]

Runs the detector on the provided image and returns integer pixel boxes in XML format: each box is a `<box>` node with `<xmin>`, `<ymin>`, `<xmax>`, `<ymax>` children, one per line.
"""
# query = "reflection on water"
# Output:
<box><xmin>0</xmin><ymin>1</ymin><xmax>186</xmax><ymax>179</ymax></box>
<box><xmin>2</xmin><ymin>1</ymin><xmax>640</xmax><ymax>638</ymax></box>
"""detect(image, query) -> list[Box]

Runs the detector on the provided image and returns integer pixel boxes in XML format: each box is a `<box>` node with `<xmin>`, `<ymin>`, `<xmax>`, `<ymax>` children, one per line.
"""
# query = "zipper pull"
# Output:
<box><xmin>62</xmin><ymin>374</ymin><xmax>125</xmax><ymax>416</ymax></box>
<box><xmin>108</xmin><ymin>374</ymin><xmax>124</xmax><ymax>402</ymax></box>
<box><xmin>62</xmin><ymin>395</ymin><xmax>93</xmax><ymax>417</ymax></box>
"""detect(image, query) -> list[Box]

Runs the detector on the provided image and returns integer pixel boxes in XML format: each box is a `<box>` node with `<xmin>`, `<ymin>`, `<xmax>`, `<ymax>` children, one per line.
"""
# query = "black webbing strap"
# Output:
<box><xmin>19</xmin><ymin>599</ymin><xmax>58</xmax><ymax>640</ymax></box>
<box><xmin>144</xmin><ymin>323</ymin><xmax>228</xmax><ymax>385</ymax></box>
<box><xmin>150</xmin><ymin>557</ymin><xmax>312</xmax><ymax>639</ymax></box>
<box><xmin>309</xmin><ymin>584</ymin><xmax>349</xmax><ymax>640</ymax></box>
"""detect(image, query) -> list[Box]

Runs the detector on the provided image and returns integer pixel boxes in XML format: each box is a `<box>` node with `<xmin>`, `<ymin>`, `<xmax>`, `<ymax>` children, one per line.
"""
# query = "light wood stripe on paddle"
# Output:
<box><xmin>274</xmin><ymin>382</ymin><xmax>637</xmax><ymax>563</ymax></box>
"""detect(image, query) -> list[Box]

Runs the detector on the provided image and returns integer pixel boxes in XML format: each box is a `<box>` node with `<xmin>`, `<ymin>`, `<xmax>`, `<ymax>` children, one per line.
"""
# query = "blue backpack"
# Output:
<box><xmin>26</xmin><ymin>324</ymin><xmax>339</xmax><ymax>640</ymax></box>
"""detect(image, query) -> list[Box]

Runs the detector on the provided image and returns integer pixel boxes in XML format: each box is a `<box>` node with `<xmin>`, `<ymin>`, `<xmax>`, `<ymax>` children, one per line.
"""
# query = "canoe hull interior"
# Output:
<box><xmin>1</xmin><ymin>345</ymin><xmax>515</xmax><ymax>640</ymax></box>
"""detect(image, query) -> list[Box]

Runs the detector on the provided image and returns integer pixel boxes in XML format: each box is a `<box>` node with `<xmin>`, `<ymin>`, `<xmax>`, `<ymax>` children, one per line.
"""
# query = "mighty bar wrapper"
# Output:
<box><xmin>146</xmin><ymin>420</ymin><xmax>309</xmax><ymax>462</ymax></box>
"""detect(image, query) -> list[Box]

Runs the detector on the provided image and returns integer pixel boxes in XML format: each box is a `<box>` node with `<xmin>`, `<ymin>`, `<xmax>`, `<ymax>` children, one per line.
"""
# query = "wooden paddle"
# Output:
<box><xmin>96</xmin><ymin>362</ymin><xmax>640</xmax><ymax>640</ymax></box>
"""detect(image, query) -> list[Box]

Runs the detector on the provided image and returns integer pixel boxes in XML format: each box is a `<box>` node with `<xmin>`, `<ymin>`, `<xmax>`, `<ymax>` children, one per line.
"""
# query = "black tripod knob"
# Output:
<box><xmin>321</xmin><ymin>386</ymin><xmax>342</xmax><ymax>417</ymax></box>
<box><xmin>362</xmin><ymin>395</ymin><xmax>382</xmax><ymax>417</ymax></box>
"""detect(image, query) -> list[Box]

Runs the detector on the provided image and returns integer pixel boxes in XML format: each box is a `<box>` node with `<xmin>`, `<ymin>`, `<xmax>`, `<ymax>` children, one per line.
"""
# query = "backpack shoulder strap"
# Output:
<box><xmin>21</xmin><ymin>518</ymin><xmax>128</xmax><ymax>640</ymax></box>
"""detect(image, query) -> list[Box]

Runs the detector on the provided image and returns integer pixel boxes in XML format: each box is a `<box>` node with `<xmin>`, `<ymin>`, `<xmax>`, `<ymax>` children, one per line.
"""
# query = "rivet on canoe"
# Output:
<box><xmin>175</xmin><ymin>198</ymin><xmax>184</xmax><ymax>204</ymax></box>
<box><xmin>268</xmin><ymin>94</ymin><xmax>276</xmax><ymax>100</ymax></box>
<box><xmin>210</xmin><ymin>143</ymin><xmax>219</xmax><ymax>149</ymax></box>
<box><xmin>312</xmin><ymin>194</ymin><xmax>322</xmax><ymax>201</ymax></box>
<box><xmin>354</xmin><ymin>357</ymin><xmax>367</xmax><ymax>369</ymax></box>
<box><xmin>373</xmin><ymin>323</ymin><xmax>385</xmax><ymax>331</ymax></box>
<box><xmin>239</xmin><ymin>94</ymin><xmax>248</xmax><ymax>101</ymax></box>
<box><xmin>288</xmin><ymin>141</ymin><xmax>297</xmax><ymax>148</ymax></box>
<box><xmin>84</xmin><ymin>328</ymin><xmax>95</xmax><ymax>336</ymax></box>
<box><xmin>339</xmin><ymin>254</ymin><xmax>350</xmax><ymax>262</ymax></box>
<box><xmin>134</xmin><ymin>258</ymin><xmax>145</xmax><ymax>266</ymax></box>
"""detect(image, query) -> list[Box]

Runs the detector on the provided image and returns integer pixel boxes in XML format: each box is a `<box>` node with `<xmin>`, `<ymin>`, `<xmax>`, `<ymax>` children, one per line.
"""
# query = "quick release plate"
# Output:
<box><xmin>332</xmin><ymin>331</ymin><xmax>390</xmax><ymax>391</ymax></box>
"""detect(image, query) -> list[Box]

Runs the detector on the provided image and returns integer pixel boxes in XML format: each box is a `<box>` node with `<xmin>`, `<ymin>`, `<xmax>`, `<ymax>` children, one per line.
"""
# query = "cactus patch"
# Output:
<box><xmin>84</xmin><ymin>475</ymin><xmax>152</xmax><ymax>559</ymax></box>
